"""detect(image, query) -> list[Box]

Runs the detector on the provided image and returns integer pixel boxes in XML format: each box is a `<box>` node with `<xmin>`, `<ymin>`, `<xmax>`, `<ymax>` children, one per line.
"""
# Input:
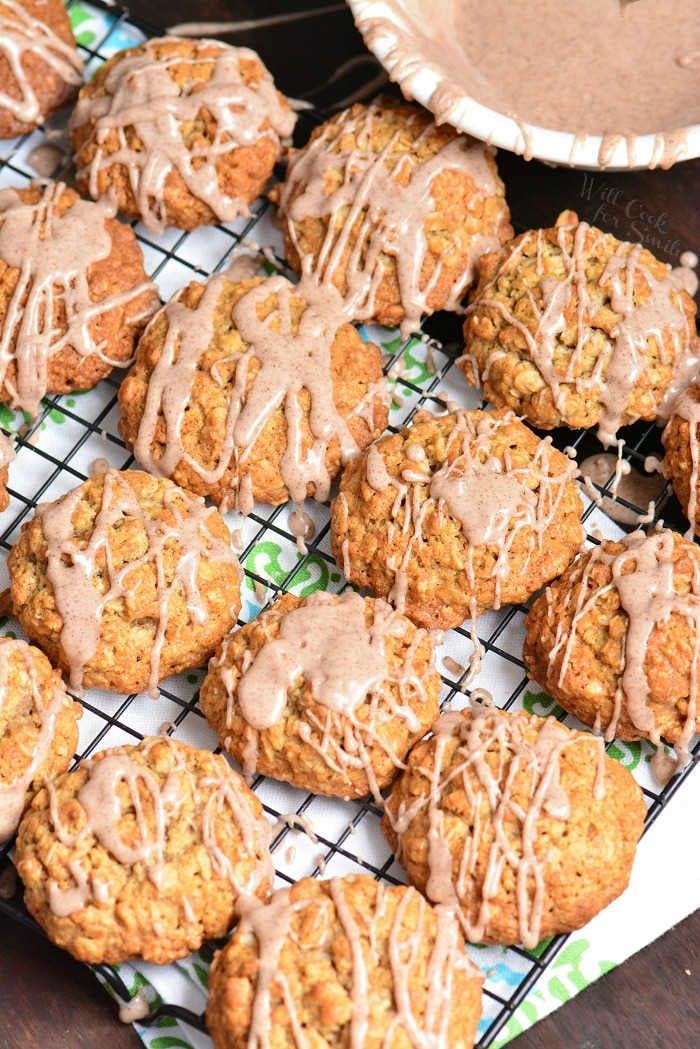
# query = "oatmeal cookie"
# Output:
<box><xmin>118</xmin><ymin>272</ymin><xmax>389</xmax><ymax>511</ymax></box>
<box><xmin>331</xmin><ymin>407</ymin><xmax>583</xmax><ymax>629</ymax></box>
<box><xmin>70</xmin><ymin>37</ymin><xmax>296</xmax><ymax>233</ymax></box>
<box><xmin>0</xmin><ymin>429</ymin><xmax>14</xmax><ymax>511</ymax></box>
<box><xmin>206</xmin><ymin>874</ymin><xmax>483</xmax><ymax>1049</ymax></box>
<box><xmin>662</xmin><ymin>377</ymin><xmax>700</xmax><ymax>536</ymax></box>
<box><xmin>0</xmin><ymin>0</ymin><xmax>82</xmax><ymax>139</ymax></box>
<box><xmin>15</xmin><ymin>736</ymin><xmax>273</xmax><ymax>964</ymax></box>
<box><xmin>383</xmin><ymin>706</ymin><xmax>645</xmax><ymax>948</ymax></box>
<box><xmin>460</xmin><ymin>210</ymin><xmax>697</xmax><ymax>446</ymax></box>
<box><xmin>0</xmin><ymin>181</ymin><xmax>158</xmax><ymax>417</ymax></box>
<box><xmin>272</xmin><ymin>96</ymin><xmax>512</xmax><ymax>335</ymax></box>
<box><xmin>8</xmin><ymin>468</ymin><xmax>241</xmax><ymax>695</ymax></box>
<box><xmin>200</xmin><ymin>590</ymin><xmax>440</xmax><ymax>801</ymax></box>
<box><xmin>0</xmin><ymin>636</ymin><xmax>81</xmax><ymax>843</ymax></box>
<box><xmin>524</xmin><ymin>528</ymin><xmax>700</xmax><ymax>777</ymax></box>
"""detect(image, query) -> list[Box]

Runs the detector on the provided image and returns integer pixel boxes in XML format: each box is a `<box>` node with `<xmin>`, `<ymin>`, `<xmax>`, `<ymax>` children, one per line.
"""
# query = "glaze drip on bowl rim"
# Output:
<box><xmin>348</xmin><ymin>0</ymin><xmax>700</xmax><ymax>169</ymax></box>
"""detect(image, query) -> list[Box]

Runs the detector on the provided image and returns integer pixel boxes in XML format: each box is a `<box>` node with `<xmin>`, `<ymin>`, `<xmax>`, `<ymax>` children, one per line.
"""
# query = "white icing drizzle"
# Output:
<box><xmin>388</xmin><ymin>708</ymin><xmax>605</xmax><ymax>949</ymax></box>
<box><xmin>0</xmin><ymin>638</ymin><xmax>72</xmax><ymax>842</ymax></box>
<box><xmin>0</xmin><ymin>0</ymin><xmax>82</xmax><ymax>125</ymax></box>
<box><xmin>70</xmin><ymin>38</ymin><xmax>296</xmax><ymax>234</ymax></box>
<box><xmin>214</xmin><ymin>590</ymin><xmax>430</xmax><ymax>802</ymax></box>
<box><xmin>130</xmin><ymin>272</ymin><xmax>388</xmax><ymax>510</ymax></box>
<box><xmin>0</xmin><ymin>182</ymin><xmax>156</xmax><ymax>417</ymax></box>
<box><xmin>464</xmin><ymin>216</ymin><xmax>696</xmax><ymax>447</ymax></box>
<box><xmin>550</xmin><ymin>530</ymin><xmax>699</xmax><ymax>781</ymax></box>
<box><xmin>278</xmin><ymin>99</ymin><xmax>506</xmax><ymax>336</ymax></box>
<box><xmin>37</xmin><ymin>469</ymin><xmax>239</xmax><ymax>694</ymax></box>
<box><xmin>353</xmin><ymin>410</ymin><xmax>578</xmax><ymax>614</ymax></box>
<box><xmin>234</xmin><ymin>878</ymin><xmax>479</xmax><ymax>1049</ymax></box>
<box><xmin>47</xmin><ymin>737</ymin><xmax>272</xmax><ymax>917</ymax></box>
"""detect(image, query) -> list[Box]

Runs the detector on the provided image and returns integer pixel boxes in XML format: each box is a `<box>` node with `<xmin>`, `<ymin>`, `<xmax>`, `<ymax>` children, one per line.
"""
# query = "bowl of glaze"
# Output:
<box><xmin>346</xmin><ymin>0</ymin><xmax>700</xmax><ymax>170</ymax></box>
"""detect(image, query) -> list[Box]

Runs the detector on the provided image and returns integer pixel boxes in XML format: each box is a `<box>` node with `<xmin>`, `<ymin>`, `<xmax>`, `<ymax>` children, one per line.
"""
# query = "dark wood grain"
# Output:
<box><xmin>1</xmin><ymin>3</ymin><xmax>697</xmax><ymax>1048</ymax></box>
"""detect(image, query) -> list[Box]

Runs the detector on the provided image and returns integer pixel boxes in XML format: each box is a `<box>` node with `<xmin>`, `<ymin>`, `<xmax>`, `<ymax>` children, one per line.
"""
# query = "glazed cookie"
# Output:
<box><xmin>383</xmin><ymin>705</ymin><xmax>645</xmax><ymax>948</ymax></box>
<box><xmin>70</xmin><ymin>37</ymin><xmax>296</xmax><ymax>233</ymax></box>
<box><xmin>0</xmin><ymin>636</ymin><xmax>81</xmax><ymax>843</ymax></box>
<box><xmin>524</xmin><ymin>528</ymin><xmax>700</xmax><ymax>781</ymax></box>
<box><xmin>118</xmin><ymin>272</ymin><xmax>389</xmax><ymax>512</ymax></box>
<box><xmin>0</xmin><ymin>0</ymin><xmax>82</xmax><ymax>139</ymax></box>
<box><xmin>8</xmin><ymin>468</ymin><xmax>242</xmax><ymax>695</ymax></box>
<box><xmin>200</xmin><ymin>590</ymin><xmax>440</xmax><ymax>801</ymax></box>
<box><xmin>459</xmin><ymin>211</ymin><xmax>697</xmax><ymax>446</ymax></box>
<box><xmin>15</xmin><ymin>736</ymin><xmax>273</xmax><ymax>964</ymax></box>
<box><xmin>331</xmin><ymin>407</ymin><xmax>583</xmax><ymax>630</ymax></box>
<box><xmin>206</xmin><ymin>874</ymin><xmax>484</xmax><ymax>1049</ymax></box>
<box><xmin>0</xmin><ymin>429</ymin><xmax>14</xmax><ymax>511</ymax></box>
<box><xmin>661</xmin><ymin>377</ymin><xmax>700</xmax><ymax>536</ymax></box>
<box><xmin>272</xmin><ymin>96</ymin><xmax>512</xmax><ymax>335</ymax></box>
<box><xmin>0</xmin><ymin>181</ymin><xmax>159</xmax><ymax>417</ymax></box>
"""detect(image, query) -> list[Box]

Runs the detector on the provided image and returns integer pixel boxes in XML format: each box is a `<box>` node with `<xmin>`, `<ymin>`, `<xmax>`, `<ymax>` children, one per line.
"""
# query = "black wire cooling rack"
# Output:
<box><xmin>0</xmin><ymin>2</ymin><xmax>698</xmax><ymax>1046</ymax></box>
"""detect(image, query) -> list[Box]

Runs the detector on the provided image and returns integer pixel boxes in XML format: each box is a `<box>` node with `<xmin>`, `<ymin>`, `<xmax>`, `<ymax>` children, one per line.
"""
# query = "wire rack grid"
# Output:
<box><xmin>0</xmin><ymin>3</ymin><xmax>697</xmax><ymax>1048</ymax></box>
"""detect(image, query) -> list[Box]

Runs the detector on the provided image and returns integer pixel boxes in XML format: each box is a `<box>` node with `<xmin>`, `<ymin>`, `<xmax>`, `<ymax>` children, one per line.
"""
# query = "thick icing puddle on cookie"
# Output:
<box><xmin>214</xmin><ymin>590</ymin><xmax>430</xmax><ymax>801</ymax></box>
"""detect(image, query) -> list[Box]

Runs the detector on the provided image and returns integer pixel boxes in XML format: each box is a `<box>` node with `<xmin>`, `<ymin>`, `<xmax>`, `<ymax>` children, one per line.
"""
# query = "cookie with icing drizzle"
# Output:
<box><xmin>8</xmin><ymin>468</ymin><xmax>242</xmax><ymax>695</ymax></box>
<box><xmin>0</xmin><ymin>636</ymin><xmax>81</xmax><ymax>844</ymax></box>
<box><xmin>662</xmin><ymin>375</ymin><xmax>700</xmax><ymax>537</ymax></box>
<box><xmin>69</xmin><ymin>37</ymin><xmax>296</xmax><ymax>234</ymax></box>
<box><xmin>118</xmin><ymin>272</ymin><xmax>389</xmax><ymax>512</ymax></box>
<box><xmin>524</xmin><ymin>529</ymin><xmax>700</xmax><ymax>783</ymax></box>
<box><xmin>0</xmin><ymin>0</ymin><xmax>82</xmax><ymax>138</ymax></box>
<box><xmin>331</xmin><ymin>407</ymin><xmax>583</xmax><ymax>630</ymax></box>
<box><xmin>271</xmin><ymin>96</ymin><xmax>512</xmax><ymax>336</ymax></box>
<box><xmin>200</xmin><ymin>590</ymin><xmax>440</xmax><ymax>802</ymax></box>
<box><xmin>383</xmin><ymin>706</ymin><xmax>645</xmax><ymax>948</ymax></box>
<box><xmin>206</xmin><ymin>873</ymin><xmax>483</xmax><ymax>1049</ymax></box>
<box><xmin>460</xmin><ymin>211</ymin><xmax>698</xmax><ymax>447</ymax></box>
<box><xmin>14</xmin><ymin>736</ymin><xmax>273</xmax><ymax>964</ymax></box>
<box><xmin>0</xmin><ymin>181</ymin><xmax>159</xmax><ymax>418</ymax></box>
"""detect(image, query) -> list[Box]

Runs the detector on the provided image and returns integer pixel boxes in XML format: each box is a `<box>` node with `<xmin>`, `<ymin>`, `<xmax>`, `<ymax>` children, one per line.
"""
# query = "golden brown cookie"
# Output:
<box><xmin>460</xmin><ymin>210</ymin><xmax>697</xmax><ymax>446</ymax></box>
<box><xmin>118</xmin><ymin>272</ymin><xmax>389</xmax><ymax>511</ymax></box>
<box><xmin>331</xmin><ymin>407</ymin><xmax>583</xmax><ymax>630</ymax></box>
<box><xmin>206</xmin><ymin>874</ymin><xmax>483</xmax><ymax>1049</ymax></box>
<box><xmin>8</xmin><ymin>468</ymin><xmax>241</xmax><ymax>695</ymax></box>
<box><xmin>0</xmin><ymin>429</ymin><xmax>14</xmax><ymax>511</ymax></box>
<box><xmin>0</xmin><ymin>181</ymin><xmax>159</xmax><ymax>417</ymax></box>
<box><xmin>70</xmin><ymin>37</ymin><xmax>296</xmax><ymax>233</ymax></box>
<box><xmin>0</xmin><ymin>0</ymin><xmax>82</xmax><ymax>139</ymax></box>
<box><xmin>272</xmin><ymin>96</ymin><xmax>512</xmax><ymax>335</ymax></box>
<box><xmin>15</xmin><ymin>736</ymin><xmax>273</xmax><ymax>964</ymax></box>
<box><xmin>383</xmin><ymin>706</ymin><xmax>645</xmax><ymax>948</ymax></box>
<box><xmin>0</xmin><ymin>636</ymin><xmax>81</xmax><ymax>843</ymax></box>
<box><xmin>524</xmin><ymin>528</ymin><xmax>700</xmax><ymax>778</ymax></box>
<box><xmin>662</xmin><ymin>377</ymin><xmax>700</xmax><ymax>536</ymax></box>
<box><xmin>200</xmin><ymin>590</ymin><xmax>440</xmax><ymax>801</ymax></box>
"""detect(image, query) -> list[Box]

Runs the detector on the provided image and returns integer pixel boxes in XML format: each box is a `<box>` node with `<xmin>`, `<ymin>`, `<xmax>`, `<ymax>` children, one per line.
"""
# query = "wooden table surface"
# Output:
<box><xmin>1</xmin><ymin>2</ymin><xmax>698</xmax><ymax>1047</ymax></box>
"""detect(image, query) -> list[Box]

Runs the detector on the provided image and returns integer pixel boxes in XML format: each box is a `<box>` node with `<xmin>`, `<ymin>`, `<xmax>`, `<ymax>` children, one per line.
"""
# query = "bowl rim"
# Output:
<box><xmin>346</xmin><ymin>0</ymin><xmax>700</xmax><ymax>171</ymax></box>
